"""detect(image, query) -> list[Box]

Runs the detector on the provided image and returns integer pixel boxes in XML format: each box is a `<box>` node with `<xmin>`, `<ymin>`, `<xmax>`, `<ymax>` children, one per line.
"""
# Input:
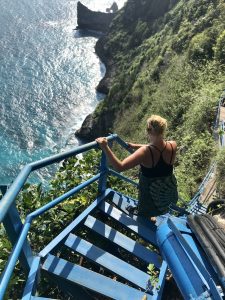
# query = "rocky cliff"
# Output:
<box><xmin>77</xmin><ymin>0</ymin><xmax>225</xmax><ymax>201</ymax></box>
<box><xmin>76</xmin><ymin>1</ymin><xmax>116</xmax><ymax>33</ymax></box>
<box><xmin>76</xmin><ymin>0</ymin><xmax>181</xmax><ymax>141</ymax></box>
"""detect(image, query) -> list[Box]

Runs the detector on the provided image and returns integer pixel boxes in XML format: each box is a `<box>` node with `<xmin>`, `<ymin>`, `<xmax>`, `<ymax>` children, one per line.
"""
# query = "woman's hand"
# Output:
<box><xmin>127</xmin><ymin>142</ymin><xmax>136</xmax><ymax>149</ymax></box>
<box><xmin>96</xmin><ymin>137</ymin><xmax>145</xmax><ymax>172</ymax></box>
<box><xmin>95</xmin><ymin>137</ymin><xmax>108</xmax><ymax>150</ymax></box>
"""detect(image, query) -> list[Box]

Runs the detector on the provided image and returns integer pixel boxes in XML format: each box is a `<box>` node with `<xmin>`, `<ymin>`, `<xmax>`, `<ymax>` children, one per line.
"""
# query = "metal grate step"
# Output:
<box><xmin>42</xmin><ymin>254</ymin><xmax>150</xmax><ymax>300</ymax></box>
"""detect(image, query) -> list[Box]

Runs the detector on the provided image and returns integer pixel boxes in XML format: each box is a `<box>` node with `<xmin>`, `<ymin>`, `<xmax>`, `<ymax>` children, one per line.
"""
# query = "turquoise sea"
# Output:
<box><xmin>0</xmin><ymin>0</ymin><xmax>125</xmax><ymax>184</ymax></box>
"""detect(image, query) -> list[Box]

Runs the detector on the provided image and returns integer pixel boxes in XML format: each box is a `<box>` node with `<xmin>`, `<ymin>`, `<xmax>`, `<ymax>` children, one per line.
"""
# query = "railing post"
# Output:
<box><xmin>98</xmin><ymin>151</ymin><xmax>108</xmax><ymax>195</ymax></box>
<box><xmin>1</xmin><ymin>187</ymin><xmax>33</xmax><ymax>272</ymax></box>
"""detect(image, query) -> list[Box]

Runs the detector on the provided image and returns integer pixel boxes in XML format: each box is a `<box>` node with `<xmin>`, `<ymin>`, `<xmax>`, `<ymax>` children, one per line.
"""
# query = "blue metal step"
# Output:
<box><xmin>2</xmin><ymin>130</ymin><xmax>224</xmax><ymax>300</ymax></box>
<box><xmin>84</xmin><ymin>215</ymin><xmax>161</xmax><ymax>268</ymax></box>
<box><xmin>111</xmin><ymin>190</ymin><xmax>157</xmax><ymax>229</ymax></box>
<box><xmin>99</xmin><ymin>200</ymin><xmax>157</xmax><ymax>245</ymax></box>
<box><xmin>111</xmin><ymin>190</ymin><xmax>138</xmax><ymax>215</ymax></box>
<box><xmin>42</xmin><ymin>254</ymin><xmax>150</xmax><ymax>300</ymax></box>
<box><xmin>39</xmin><ymin>189</ymin><xmax>112</xmax><ymax>258</ymax></box>
<box><xmin>64</xmin><ymin>233</ymin><xmax>152</xmax><ymax>291</ymax></box>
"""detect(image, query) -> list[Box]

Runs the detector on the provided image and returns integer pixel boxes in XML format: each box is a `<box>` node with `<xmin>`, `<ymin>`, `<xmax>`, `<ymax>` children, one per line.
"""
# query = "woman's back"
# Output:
<box><xmin>141</xmin><ymin>141</ymin><xmax>176</xmax><ymax>178</ymax></box>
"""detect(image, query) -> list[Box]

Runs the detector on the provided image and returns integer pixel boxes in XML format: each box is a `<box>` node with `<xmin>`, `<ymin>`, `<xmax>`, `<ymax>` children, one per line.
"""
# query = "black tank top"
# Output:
<box><xmin>141</xmin><ymin>142</ymin><xmax>174</xmax><ymax>178</ymax></box>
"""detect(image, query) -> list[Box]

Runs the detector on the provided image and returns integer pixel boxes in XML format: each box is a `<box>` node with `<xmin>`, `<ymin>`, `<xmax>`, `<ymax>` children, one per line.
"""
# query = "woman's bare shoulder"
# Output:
<box><xmin>137</xmin><ymin>145</ymin><xmax>150</xmax><ymax>154</ymax></box>
<box><xmin>167</xmin><ymin>140</ymin><xmax>177</xmax><ymax>149</ymax></box>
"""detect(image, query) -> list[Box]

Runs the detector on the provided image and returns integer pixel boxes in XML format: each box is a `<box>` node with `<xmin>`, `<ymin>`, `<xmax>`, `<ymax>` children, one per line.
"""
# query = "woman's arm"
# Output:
<box><xmin>127</xmin><ymin>142</ymin><xmax>147</xmax><ymax>150</ymax></box>
<box><xmin>96</xmin><ymin>137</ymin><xmax>146</xmax><ymax>172</ymax></box>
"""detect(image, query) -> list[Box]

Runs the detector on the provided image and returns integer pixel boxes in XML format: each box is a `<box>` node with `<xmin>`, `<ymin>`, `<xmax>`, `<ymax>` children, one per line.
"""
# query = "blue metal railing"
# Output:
<box><xmin>1</xmin><ymin>90</ymin><xmax>225</xmax><ymax>299</ymax></box>
<box><xmin>0</xmin><ymin>134</ymin><xmax>136</xmax><ymax>300</ymax></box>
<box><xmin>186</xmin><ymin>91</ymin><xmax>225</xmax><ymax>210</ymax></box>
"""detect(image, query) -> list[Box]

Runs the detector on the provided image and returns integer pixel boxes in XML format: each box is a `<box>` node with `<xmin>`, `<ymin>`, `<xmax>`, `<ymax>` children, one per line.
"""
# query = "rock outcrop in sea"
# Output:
<box><xmin>77</xmin><ymin>1</ymin><xmax>116</xmax><ymax>33</ymax></box>
<box><xmin>76</xmin><ymin>0</ymin><xmax>184</xmax><ymax>142</ymax></box>
<box><xmin>75</xmin><ymin>2</ymin><xmax>118</xmax><ymax>141</ymax></box>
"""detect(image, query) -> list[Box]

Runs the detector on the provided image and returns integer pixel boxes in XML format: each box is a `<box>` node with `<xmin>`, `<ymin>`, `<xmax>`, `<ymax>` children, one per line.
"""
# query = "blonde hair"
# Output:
<box><xmin>146</xmin><ymin>115</ymin><xmax>167</xmax><ymax>136</ymax></box>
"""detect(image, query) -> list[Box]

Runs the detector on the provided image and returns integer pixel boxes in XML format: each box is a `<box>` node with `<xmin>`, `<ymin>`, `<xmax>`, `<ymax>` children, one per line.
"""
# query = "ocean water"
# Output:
<box><xmin>0</xmin><ymin>0</ymin><xmax>126</xmax><ymax>184</ymax></box>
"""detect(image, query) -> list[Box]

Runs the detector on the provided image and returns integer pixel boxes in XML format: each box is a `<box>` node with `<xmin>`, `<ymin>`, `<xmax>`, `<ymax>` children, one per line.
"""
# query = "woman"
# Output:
<box><xmin>96</xmin><ymin>115</ymin><xmax>178</xmax><ymax>217</ymax></box>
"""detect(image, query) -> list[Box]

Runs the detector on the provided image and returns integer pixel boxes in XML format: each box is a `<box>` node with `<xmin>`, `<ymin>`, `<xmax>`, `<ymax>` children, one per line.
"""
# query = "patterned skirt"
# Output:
<box><xmin>138</xmin><ymin>173</ymin><xmax>178</xmax><ymax>217</ymax></box>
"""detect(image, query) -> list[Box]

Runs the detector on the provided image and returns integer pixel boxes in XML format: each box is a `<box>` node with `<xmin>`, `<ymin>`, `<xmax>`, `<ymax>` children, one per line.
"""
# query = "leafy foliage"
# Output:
<box><xmin>214</xmin><ymin>30</ymin><xmax>225</xmax><ymax>63</ymax></box>
<box><xmin>90</xmin><ymin>0</ymin><xmax>225</xmax><ymax>201</ymax></box>
<box><xmin>1</xmin><ymin>0</ymin><xmax>225</xmax><ymax>297</ymax></box>
<box><xmin>215</xmin><ymin>148</ymin><xmax>225</xmax><ymax>198</ymax></box>
<box><xmin>188</xmin><ymin>30</ymin><xmax>216</xmax><ymax>61</ymax></box>
<box><xmin>0</xmin><ymin>148</ymin><xmax>137</xmax><ymax>298</ymax></box>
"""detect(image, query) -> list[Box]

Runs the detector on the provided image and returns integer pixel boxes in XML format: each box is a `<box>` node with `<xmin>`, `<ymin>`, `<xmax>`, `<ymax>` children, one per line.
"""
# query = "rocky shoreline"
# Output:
<box><xmin>75</xmin><ymin>2</ymin><xmax>119</xmax><ymax>141</ymax></box>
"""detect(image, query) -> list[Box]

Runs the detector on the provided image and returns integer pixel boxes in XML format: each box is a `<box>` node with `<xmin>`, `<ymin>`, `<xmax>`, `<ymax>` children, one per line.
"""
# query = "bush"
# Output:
<box><xmin>128</xmin><ymin>20</ymin><xmax>150</xmax><ymax>47</ymax></box>
<box><xmin>214</xmin><ymin>30</ymin><xmax>225</xmax><ymax>63</ymax></box>
<box><xmin>188</xmin><ymin>31</ymin><xmax>215</xmax><ymax>61</ymax></box>
<box><xmin>1</xmin><ymin>149</ymin><xmax>137</xmax><ymax>298</ymax></box>
<box><xmin>215</xmin><ymin>148</ymin><xmax>225</xmax><ymax>198</ymax></box>
<box><xmin>176</xmin><ymin>133</ymin><xmax>215</xmax><ymax>199</ymax></box>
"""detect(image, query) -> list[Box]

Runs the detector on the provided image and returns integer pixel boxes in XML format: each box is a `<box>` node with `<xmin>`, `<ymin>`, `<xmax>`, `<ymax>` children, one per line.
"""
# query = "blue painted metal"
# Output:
<box><xmin>167</xmin><ymin>218</ymin><xmax>223</xmax><ymax>300</ymax></box>
<box><xmin>109</xmin><ymin>168</ymin><xmax>139</xmax><ymax>187</ymax></box>
<box><xmin>28</xmin><ymin>173</ymin><xmax>102</xmax><ymax>221</ymax></box>
<box><xmin>43</xmin><ymin>265</ymin><xmax>94</xmax><ymax>300</ymax></box>
<box><xmin>111</xmin><ymin>189</ymin><xmax>139</xmax><ymax>213</ymax></box>
<box><xmin>1</xmin><ymin>185</ymin><xmax>32</xmax><ymax>273</ymax></box>
<box><xmin>0</xmin><ymin>135</ymin><xmax>117</xmax><ymax>223</ymax></box>
<box><xmin>111</xmin><ymin>191</ymin><xmax>159</xmax><ymax>233</ymax></box>
<box><xmin>179</xmin><ymin>233</ymin><xmax>218</xmax><ymax>282</ymax></box>
<box><xmin>65</xmin><ymin>233</ymin><xmax>152</xmax><ymax>289</ymax></box>
<box><xmin>39</xmin><ymin>188</ymin><xmax>112</xmax><ymax>258</ymax></box>
<box><xmin>98</xmin><ymin>152</ymin><xmax>108</xmax><ymax>195</ymax></box>
<box><xmin>189</xmin><ymin>201</ymin><xmax>207</xmax><ymax>214</ymax></box>
<box><xmin>42</xmin><ymin>254</ymin><xmax>150</xmax><ymax>300</ymax></box>
<box><xmin>22</xmin><ymin>256</ymin><xmax>41</xmax><ymax>300</ymax></box>
<box><xmin>152</xmin><ymin>261</ymin><xmax>168</xmax><ymax>300</ymax></box>
<box><xmin>189</xmin><ymin>291</ymin><xmax>214</xmax><ymax>300</ymax></box>
<box><xmin>84</xmin><ymin>215</ymin><xmax>161</xmax><ymax>268</ymax></box>
<box><xmin>157</xmin><ymin>215</ymin><xmax>192</xmax><ymax>234</ymax></box>
<box><xmin>3</xmin><ymin>204</ymin><xmax>33</xmax><ymax>272</ymax></box>
<box><xmin>0</xmin><ymin>174</ymin><xmax>103</xmax><ymax>300</ymax></box>
<box><xmin>0</xmin><ymin>222</ymin><xmax>31</xmax><ymax>300</ymax></box>
<box><xmin>187</xmin><ymin>164</ymin><xmax>214</xmax><ymax>215</ymax></box>
<box><xmin>111</xmin><ymin>191</ymin><xmax>159</xmax><ymax>232</ymax></box>
<box><xmin>156</xmin><ymin>217</ymin><xmax>223</xmax><ymax>300</ymax></box>
<box><xmin>0</xmin><ymin>135</ymin><xmax>118</xmax><ymax>300</ymax></box>
<box><xmin>99</xmin><ymin>200</ymin><xmax>157</xmax><ymax>245</ymax></box>
<box><xmin>1</xmin><ymin>130</ymin><xmax>224</xmax><ymax>300</ymax></box>
<box><xmin>0</xmin><ymin>165</ymin><xmax>32</xmax><ymax>223</ymax></box>
<box><xmin>65</xmin><ymin>233</ymin><xmax>151</xmax><ymax>290</ymax></box>
<box><xmin>114</xmin><ymin>135</ymin><xmax>134</xmax><ymax>154</ymax></box>
<box><xmin>220</xmin><ymin>120</ymin><xmax>225</xmax><ymax>147</ymax></box>
<box><xmin>157</xmin><ymin>221</ymin><xmax>209</xmax><ymax>299</ymax></box>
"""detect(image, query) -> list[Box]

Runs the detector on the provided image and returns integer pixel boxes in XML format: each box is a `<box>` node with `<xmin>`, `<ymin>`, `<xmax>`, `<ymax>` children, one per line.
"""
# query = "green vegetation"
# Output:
<box><xmin>1</xmin><ymin>0</ymin><xmax>225</xmax><ymax>297</ymax></box>
<box><xmin>0</xmin><ymin>149</ymin><xmax>138</xmax><ymax>298</ymax></box>
<box><xmin>91</xmin><ymin>0</ymin><xmax>225</xmax><ymax>200</ymax></box>
<box><xmin>215</xmin><ymin>148</ymin><xmax>225</xmax><ymax>198</ymax></box>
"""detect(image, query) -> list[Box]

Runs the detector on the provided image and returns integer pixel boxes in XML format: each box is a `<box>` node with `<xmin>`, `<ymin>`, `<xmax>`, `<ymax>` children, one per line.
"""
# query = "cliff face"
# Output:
<box><xmin>76</xmin><ymin>0</ymin><xmax>225</xmax><ymax>199</ymax></box>
<box><xmin>77</xmin><ymin>1</ymin><xmax>116</xmax><ymax>33</ymax></box>
<box><xmin>76</xmin><ymin>0</ymin><xmax>181</xmax><ymax>140</ymax></box>
<box><xmin>76</xmin><ymin>0</ymin><xmax>225</xmax><ymax>141</ymax></box>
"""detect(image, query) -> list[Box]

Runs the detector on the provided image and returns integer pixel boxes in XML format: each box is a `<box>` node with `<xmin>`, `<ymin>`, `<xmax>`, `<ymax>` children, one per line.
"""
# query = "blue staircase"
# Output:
<box><xmin>22</xmin><ymin>188</ymin><xmax>165</xmax><ymax>300</ymax></box>
<box><xmin>0</xmin><ymin>133</ymin><xmax>225</xmax><ymax>300</ymax></box>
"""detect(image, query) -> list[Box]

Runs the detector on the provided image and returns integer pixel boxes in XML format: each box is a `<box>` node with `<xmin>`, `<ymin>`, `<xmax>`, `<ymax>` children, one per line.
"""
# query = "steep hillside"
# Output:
<box><xmin>77</xmin><ymin>0</ymin><xmax>225</xmax><ymax>199</ymax></box>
